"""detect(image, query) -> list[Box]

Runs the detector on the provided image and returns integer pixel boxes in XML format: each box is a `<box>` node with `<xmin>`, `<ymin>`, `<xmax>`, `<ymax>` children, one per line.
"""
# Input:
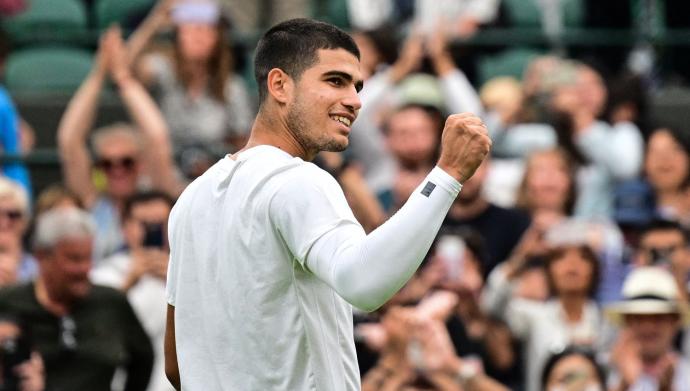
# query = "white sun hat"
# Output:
<box><xmin>606</xmin><ymin>266</ymin><xmax>690</xmax><ymax>326</ymax></box>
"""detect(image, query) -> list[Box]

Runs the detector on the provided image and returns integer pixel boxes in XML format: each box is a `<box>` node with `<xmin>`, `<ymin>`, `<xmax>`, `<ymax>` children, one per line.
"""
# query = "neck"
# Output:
<box><xmin>559</xmin><ymin>294</ymin><xmax>586</xmax><ymax>322</ymax></box>
<box><xmin>449</xmin><ymin>198</ymin><xmax>489</xmax><ymax>220</ymax></box>
<box><xmin>34</xmin><ymin>276</ymin><xmax>70</xmax><ymax>317</ymax></box>
<box><xmin>242</xmin><ymin>109</ymin><xmax>312</xmax><ymax>160</ymax></box>
<box><xmin>658</xmin><ymin>190</ymin><xmax>685</xmax><ymax>207</ymax></box>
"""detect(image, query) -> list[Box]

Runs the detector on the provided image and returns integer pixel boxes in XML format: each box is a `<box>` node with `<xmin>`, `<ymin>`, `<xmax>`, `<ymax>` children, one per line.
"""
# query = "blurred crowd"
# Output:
<box><xmin>0</xmin><ymin>0</ymin><xmax>688</xmax><ymax>390</ymax></box>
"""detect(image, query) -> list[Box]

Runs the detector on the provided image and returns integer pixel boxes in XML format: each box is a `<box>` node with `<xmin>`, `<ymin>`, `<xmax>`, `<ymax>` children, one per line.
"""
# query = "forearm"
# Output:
<box><xmin>57</xmin><ymin>70</ymin><xmax>104</xmax><ymax>151</ymax></box>
<box><xmin>117</xmin><ymin>77</ymin><xmax>179</xmax><ymax>195</ymax></box>
<box><xmin>440</xmin><ymin>69</ymin><xmax>483</xmax><ymax>118</ymax></box>
<box><xmin>126</xmin><ymin>6</ymin><xmax>167</xmax><ymax>66</ymax></box>
<box><xmin>307</xmin><ymin>167</ymin><xmax>461</xmax><ymax>311</ymax></box>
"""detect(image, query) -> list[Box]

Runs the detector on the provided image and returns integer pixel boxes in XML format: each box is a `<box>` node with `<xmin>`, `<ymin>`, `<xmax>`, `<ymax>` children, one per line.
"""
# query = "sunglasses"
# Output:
<box><xmin>0</xmin><ymin>209</ymin><xmax>23</xmax><ymax>221</ymax></box>
<box><xmin>95</xmin><ymin>156</ymin><xmax>137</xmax><ymax>172</ymax></box>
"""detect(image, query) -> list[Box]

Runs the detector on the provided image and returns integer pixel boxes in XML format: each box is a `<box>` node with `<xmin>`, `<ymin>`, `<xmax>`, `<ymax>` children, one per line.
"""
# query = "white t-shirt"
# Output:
<box><xmin>166</xmin><ymin>145</ymin><xmax>362</xmax><ymax>390</ymax></box>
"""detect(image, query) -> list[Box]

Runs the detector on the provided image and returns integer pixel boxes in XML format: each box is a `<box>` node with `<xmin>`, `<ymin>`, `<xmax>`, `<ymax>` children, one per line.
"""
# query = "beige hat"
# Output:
<box><xmin>606</xmin><ymin>266</ymin><xmax>690</xmax><ymax>326</ymax></box>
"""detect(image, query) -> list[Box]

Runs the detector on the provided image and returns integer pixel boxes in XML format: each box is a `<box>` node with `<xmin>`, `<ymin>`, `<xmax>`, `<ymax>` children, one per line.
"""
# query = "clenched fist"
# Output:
<box><xmin>437</xmin><ymin>113</ymin><xmax>491</xmax><ymax>183</ymax></box>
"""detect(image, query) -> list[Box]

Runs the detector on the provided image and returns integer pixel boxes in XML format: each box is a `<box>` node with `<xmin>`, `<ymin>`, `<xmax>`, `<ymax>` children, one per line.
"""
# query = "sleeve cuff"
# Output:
<box><xmin>429</xmin><ymin>166</ymin><xmax>462</xmax><ymax>197</ymax></box>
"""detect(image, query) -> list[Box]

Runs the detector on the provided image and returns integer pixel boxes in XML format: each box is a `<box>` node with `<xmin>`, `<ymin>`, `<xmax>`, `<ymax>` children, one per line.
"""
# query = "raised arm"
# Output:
<box><xmin>56</xmin><ymin>30</ymin><xmax>113</xmax><ymax>208</ymax></box>
<box><xmin>109</xmin><ymin>27</ymin><xmax>182</xmax><ymax>197</ymax></box>
<box><xmin>273</xmin><ymin>114</ymin><xmax>491</xmax><ymax>311</ymax></box>
<box><xmin>126</xmin><ymin>0</ymin><xmax>175</xmax><ymax>85</ymax></box>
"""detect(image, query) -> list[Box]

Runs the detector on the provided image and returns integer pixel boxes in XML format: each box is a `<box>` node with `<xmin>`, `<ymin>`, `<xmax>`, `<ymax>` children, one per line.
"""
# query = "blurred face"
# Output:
<box><xmin>386</xmin><ymin>107</ymin><xmax>439</xmax><ymax>168</ymax></box>
<box><xmin>123</xmin><ymin>199</ymin><xmax>172</xmax><ymax>250</ymax></box>
<box><xmin>625</xmin><ymin>313</ymin><xmax>680</xmax><ymax>361</ymax></box>
<box><xmin>177</xmin><ymin>23</ymin><xmax>219</xmax><ymax>62</ymax></box>
<box><xmin>40</xmin><ymin>237</ymin><xmax>93</xmax><ymax>304</ymax></box>
<box><xmin>546</xmin><ymin>354</ymin><xmax>603</xmax><ymax>391</ymax></box>
<box><xmin>637</xmin><ymin>229</ymin><xmax>687</xmax><ymax>270</ymax></box>
<box><xmin>285</xmin><ymin>49</ymin><xmax>362</xmax><ymax>158</ymax></box>
<box><xmin>549</xmin><ymin>247</ymin><xmax>594</xmax><ymax>296</ymax></box>
<box><xmin>352</xmin><ymin>33</ymin><xmax>380</xmax><ymax>80</ymax></box>
<box><xmin>578</xmin><ymin>66</ymin><xmax>607</xmax><ymax>117</ymax></box>
<box><xmin>525</xmin><ymin>152</ymin><xmax>571</xmax><ymax>213</ymax></box>
<box><xmin>0</xmin><ymin>196</ymin><xmax>26</xmax><ymax>239</ymax></box>
<box><xmin>645</xmin><ymin>130</ymin><xmax>690</xmax><ymax>192</ymax></box>
<box><xmin>96</xmin><ymin>137</ymin><xmax>141</xmax><ymax>199</ymax></box>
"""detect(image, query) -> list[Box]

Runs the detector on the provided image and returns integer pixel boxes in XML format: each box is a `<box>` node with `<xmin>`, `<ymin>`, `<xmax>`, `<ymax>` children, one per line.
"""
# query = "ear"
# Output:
<box><xmin>266</xmin><ymin>68</ymin><xmax>293</xmax><ymax>104</ymax></box>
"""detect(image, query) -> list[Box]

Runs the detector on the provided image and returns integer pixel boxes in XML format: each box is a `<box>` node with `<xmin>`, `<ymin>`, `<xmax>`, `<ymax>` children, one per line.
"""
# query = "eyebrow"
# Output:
<box><xmin>323</xmin><ymin>71</ymin><xmax>364</xmax><ymax>93</ymax></box>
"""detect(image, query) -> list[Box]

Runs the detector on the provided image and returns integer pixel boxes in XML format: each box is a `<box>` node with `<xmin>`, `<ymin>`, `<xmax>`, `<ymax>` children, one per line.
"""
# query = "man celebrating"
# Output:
<box><xmin>165</xmin><ymin>18</ymin><xmax>491</xmax><ymax>390</ymax></box>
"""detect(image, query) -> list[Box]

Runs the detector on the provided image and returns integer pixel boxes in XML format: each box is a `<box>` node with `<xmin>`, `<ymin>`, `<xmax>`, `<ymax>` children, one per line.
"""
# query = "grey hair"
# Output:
<box><xmin>32</xmin><ymin>208</ymin><xmax>96</xmax><ymax>251</ymax></box>
<box><xmin>90</xmin><ymin>122</ymin><xmax>142</xmax><ymax>156</ymax></box>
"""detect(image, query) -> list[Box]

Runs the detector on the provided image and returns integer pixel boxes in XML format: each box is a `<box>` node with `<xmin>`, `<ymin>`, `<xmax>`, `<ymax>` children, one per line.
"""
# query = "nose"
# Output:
<box><xmin>343</xmin><ymin>86</ymin><xmax>362</xmax><ymax>113</ymax></box>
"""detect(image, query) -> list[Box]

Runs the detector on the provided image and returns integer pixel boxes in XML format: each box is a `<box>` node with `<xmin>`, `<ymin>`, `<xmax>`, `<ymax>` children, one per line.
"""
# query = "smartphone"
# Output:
<box><xmin>436</xmin><ymin>235</ymin><xmax>465</xmax><ymax>282</ymax></box>
<box><xmin>143</xmin><ymin>223</ymin><xmax>165</xmax><ymax>249</ymax></box>
<box><xmin>0</xmin><ymin>334</ymin><xmax>31</xmax><ymax>391</ymax></box>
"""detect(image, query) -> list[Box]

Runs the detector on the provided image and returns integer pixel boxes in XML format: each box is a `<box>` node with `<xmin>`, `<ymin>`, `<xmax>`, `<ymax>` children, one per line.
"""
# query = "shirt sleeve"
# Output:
<box><xmin>270</xmin><ymin>166</ymin><xmax>461</xmax><ymax>311</ymax></box>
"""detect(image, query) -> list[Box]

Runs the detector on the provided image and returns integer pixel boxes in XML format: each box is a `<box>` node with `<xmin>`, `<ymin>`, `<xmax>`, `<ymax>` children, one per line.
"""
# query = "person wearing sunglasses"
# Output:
<box><xmin>57</xmin><ymin>26</ymin><xmax>182</xmax><ymax>264</ymax></box>
<box><xmin>0</xmin><ymin>177</ymin><xmax>35</xmax><ymax>286</ymax></box>
<box><xmin>0</xmin><ymin>208</ymin><xmax>154</xmax><ymax>391</ymax></box>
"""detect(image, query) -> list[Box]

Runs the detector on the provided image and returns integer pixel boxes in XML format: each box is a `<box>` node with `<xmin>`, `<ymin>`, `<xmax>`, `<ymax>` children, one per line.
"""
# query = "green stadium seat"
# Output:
<box><xmin>4</xmin><ymin>47</ymin><xmax>94</xmax><ymax>94</ymax></box>
<box><xmin>503</xmin><ymin>0</ymin><xmax>584</xmax><ymax>28</ymax></box>
<box><xmin>2</xmin><ymin>0</ymin><xmax>88</xmax><ymax>45</ymax></box>
<box><xmin>477</xmin><ymin>47</ymin><xmax>543</xmax><ymax>85</ymax></box>
<box><xmin>93</xmin><ymin>0</ymin><xmax>155</xmax><ymax>29</ymax></box>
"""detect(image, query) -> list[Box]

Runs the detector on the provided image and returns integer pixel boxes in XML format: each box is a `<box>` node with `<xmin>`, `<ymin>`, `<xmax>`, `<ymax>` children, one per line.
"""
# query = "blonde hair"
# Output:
<box><xmin>0</xmin><ymin>177</ymin><xmax>29</xmax><ymax>218</ymax></box>
<box><xmin>90</xmin><ymin>123</ymin><xmax>142</xmax><ymax>157</ymax></box>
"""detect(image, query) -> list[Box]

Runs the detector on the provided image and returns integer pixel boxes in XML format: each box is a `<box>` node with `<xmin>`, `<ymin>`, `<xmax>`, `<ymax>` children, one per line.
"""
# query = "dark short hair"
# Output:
<box><xmin>253</xmin><ymin>18</ymin><xmax>360</xmax><ymax>104</ymax></box>
<box><xmin>540</xmin><ymin>346</ymin><xmax>606</xmax><ymax>390</ymax></box>
<box><xmin>640</xmin><ymin>218</ymin><xmax>688</xmax><ymax>244</ymax></box>
<box><xmin>122</xmin><ymin>191</ymin><xmax>176</xmax><ymax>221</ymax></box>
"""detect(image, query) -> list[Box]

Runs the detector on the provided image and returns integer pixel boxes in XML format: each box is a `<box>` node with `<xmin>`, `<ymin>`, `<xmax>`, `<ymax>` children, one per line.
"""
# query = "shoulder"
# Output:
<box><xmin>88</xmin><ymin>284</ymin><xmax>130</xmax><ymax>307</ymax></box>
<box><xmin>0</xmin><ymin>282</ymin><xmax>33</xmax><ymax>301</ymax></box>
<box><xmin>486</xmin><ymin>204</ymin><xmax>531</xmax><ymax>225</ymax></box>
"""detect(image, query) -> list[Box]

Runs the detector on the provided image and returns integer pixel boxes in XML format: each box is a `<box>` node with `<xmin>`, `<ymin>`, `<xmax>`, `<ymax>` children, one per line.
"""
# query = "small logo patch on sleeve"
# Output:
<box><xmin>421</xmin><ymin>181</ymin><xmax>436</xmax><ymax>197</ymax></box>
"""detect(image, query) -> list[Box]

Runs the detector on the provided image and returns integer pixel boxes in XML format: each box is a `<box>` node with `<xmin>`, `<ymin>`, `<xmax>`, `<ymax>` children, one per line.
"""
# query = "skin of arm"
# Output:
<box><xmin>164</xmin><ymin>304</ymin><xmax>180</xmax><ymax>390</ymax></box>
<box><xmin>109</xmin><ymin>26</ymin><xmax>182</xmax><ymax>197</ymax></box>
<box><xmin>125</xmin><ymin>0</ymin><xmax>174</xmax><ymax>85</ymax></box>
<box><xmin>56</xmin><ymin>31</ymin><xmax>113</xmax><ymax>209</ymax></box>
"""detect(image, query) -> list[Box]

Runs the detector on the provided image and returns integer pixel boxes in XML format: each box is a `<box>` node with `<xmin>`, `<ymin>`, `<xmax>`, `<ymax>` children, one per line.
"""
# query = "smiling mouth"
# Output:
<box><xmin>331</xmin><ymin>115</ymin><xmax>352</xmax><ymax>127</ymax></box>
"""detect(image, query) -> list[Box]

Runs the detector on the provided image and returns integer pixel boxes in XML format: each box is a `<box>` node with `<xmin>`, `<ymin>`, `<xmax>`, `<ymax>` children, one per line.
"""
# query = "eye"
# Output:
<box><xmin>328</xmin><ymin>78</ymin><xmax>344</xmax><ymax>87</ymax></box>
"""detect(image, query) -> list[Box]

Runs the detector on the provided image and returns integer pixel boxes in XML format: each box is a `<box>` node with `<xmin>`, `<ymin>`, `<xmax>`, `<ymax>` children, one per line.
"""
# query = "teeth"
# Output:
<box><xmin>332</xmin><ymin>115</ymin><xmax>351</xmax><ymax>127</ymax></box>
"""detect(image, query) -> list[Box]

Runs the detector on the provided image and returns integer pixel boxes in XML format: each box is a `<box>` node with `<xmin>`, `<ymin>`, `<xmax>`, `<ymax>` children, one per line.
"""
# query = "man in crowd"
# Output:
<box><xmin>0</xmin><ymin>208</ymin><xmax>153</xmax><ymax>391</ymax></box>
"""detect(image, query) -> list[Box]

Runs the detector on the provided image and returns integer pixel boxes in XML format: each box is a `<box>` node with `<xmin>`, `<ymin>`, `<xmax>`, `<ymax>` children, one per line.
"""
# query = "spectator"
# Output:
<box><xmin>483</xmin><ymin>234</ymin><xmax>602</xmax><ymax>391</ymax></box>
<box><xmin>634</xmin><ymin>219</ymin><xmax>690</xmax><ymax>302</ymax></box>
<box><xmin>33</xmin><ymin>184</ymin><xmax>82</xmax><ymax>218</ymax></box>
<box><xmin>540</xmin><ymin>346</ymin><xmax>606</xmax><ymax>391</ymax></box>
<box><xmin>0</xmin><ymin>313</ymin><xmax>44</xmax><ymax>391</ymax></box>
<box><xmin>443</xmin><ymin>158</ymin><xmax>531</xmax><ymax>276</ymax></box>
<box><xmin>128</xmin><ymin>0</ymin><xmax>255</xmax><ymax>155</ymax></box>
<box><xmin>0</xmin><ymin>177</ymin><xmax>35</xmax><ymax>285</ymax></box>
<box><xmin>643</xmin><ymin>126</ymin><xmax>690</xmax><ymax>226</ymax></box>
<box><xmin>91</xmin><ymin>191</ymin><xmax>175</xmax><ymax>391</ymax></box>
<box><xmin>0</xmin><ymin>30</ymin><xmax>31</xmax><ymax>198</ymax></box>
<box><xmin>607</xmin><ymin>267</ymin><xmax>690</xmax><ymax>390</ymax></box>
<box><xmin>0</xmin><ymin>208</ymin><xmax>153</xmax><ymax>390</ymax></box>
<box><xmin>57</xmin><ymin>26</ymin><xmax>180</xmax><ymax>263</ymax></box>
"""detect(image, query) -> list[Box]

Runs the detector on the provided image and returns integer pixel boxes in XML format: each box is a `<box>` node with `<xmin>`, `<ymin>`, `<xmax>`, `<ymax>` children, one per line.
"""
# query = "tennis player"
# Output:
<box><xmin>164</xmin><ymin>18</ymin><xmax>491</xmax><ymax>390</ymax></box>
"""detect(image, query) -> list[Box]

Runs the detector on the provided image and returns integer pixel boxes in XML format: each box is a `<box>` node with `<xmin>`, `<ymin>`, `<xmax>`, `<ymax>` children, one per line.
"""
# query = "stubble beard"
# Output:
<box><xmin>286</xmin><ymin>94</ymin><xmax>348</xmax><ymax>157</ymax></box>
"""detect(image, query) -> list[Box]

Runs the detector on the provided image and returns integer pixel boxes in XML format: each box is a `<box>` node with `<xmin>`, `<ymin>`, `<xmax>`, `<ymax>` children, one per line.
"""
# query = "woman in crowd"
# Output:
<box><xmin>127</xmin><ymin>0</ymin><xmax>254</xmax><ymax>155</ymax></box>
<box><xmin>482</xmin><ymin>235</ymin><xmax>602</xmax><ymax>391</ymax></box>
<box><xmin>643</xmin><ymin>125</ymin><xmax>690</xmax><ymax>226</ymax></box>
<box><xmin>0</xmin><ymin>177</ymin><xmax>35</xmax><ymax>285</ymax></box>
<box><xmin>540</xmin><ymin>347</ymin><xmax>606</xmax><ymax>391</ymax></box>
<box><xmin>57</xmin><ymin>26</ymin><xmax>181</xmax><ymax>262</ymax></box>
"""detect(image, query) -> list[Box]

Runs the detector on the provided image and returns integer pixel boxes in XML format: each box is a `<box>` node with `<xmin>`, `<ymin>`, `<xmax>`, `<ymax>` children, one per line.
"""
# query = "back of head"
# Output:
<box><xmin>253</xmin><ymin>18</ymin><xmax>360</xmax><ymax>104</ymax></box>
<box><xmin>33</xmin><ymin>208</ymin><xmax>95</xmax><ymax>252</ymax></box>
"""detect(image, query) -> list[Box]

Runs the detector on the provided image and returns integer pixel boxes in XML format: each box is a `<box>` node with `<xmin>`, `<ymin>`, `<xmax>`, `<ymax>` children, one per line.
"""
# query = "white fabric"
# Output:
<box><xmin>482</xmin><ymin>265</ymin><xmax>602</xmax><ymax>391</ymax></box>
<box><xmin>415</xmin><ymin>0</ymin><xmax>500</xmax><ymax>36</ymax></box>
<box><xmin>90</xmin><ymin>253</ymin><xmax>172</xmax><ymax>391</ymax></box>
<box><xmin>166</xmin><ymin>145</ymin><xmax>460</xmax><ymax>390</ymax></box>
